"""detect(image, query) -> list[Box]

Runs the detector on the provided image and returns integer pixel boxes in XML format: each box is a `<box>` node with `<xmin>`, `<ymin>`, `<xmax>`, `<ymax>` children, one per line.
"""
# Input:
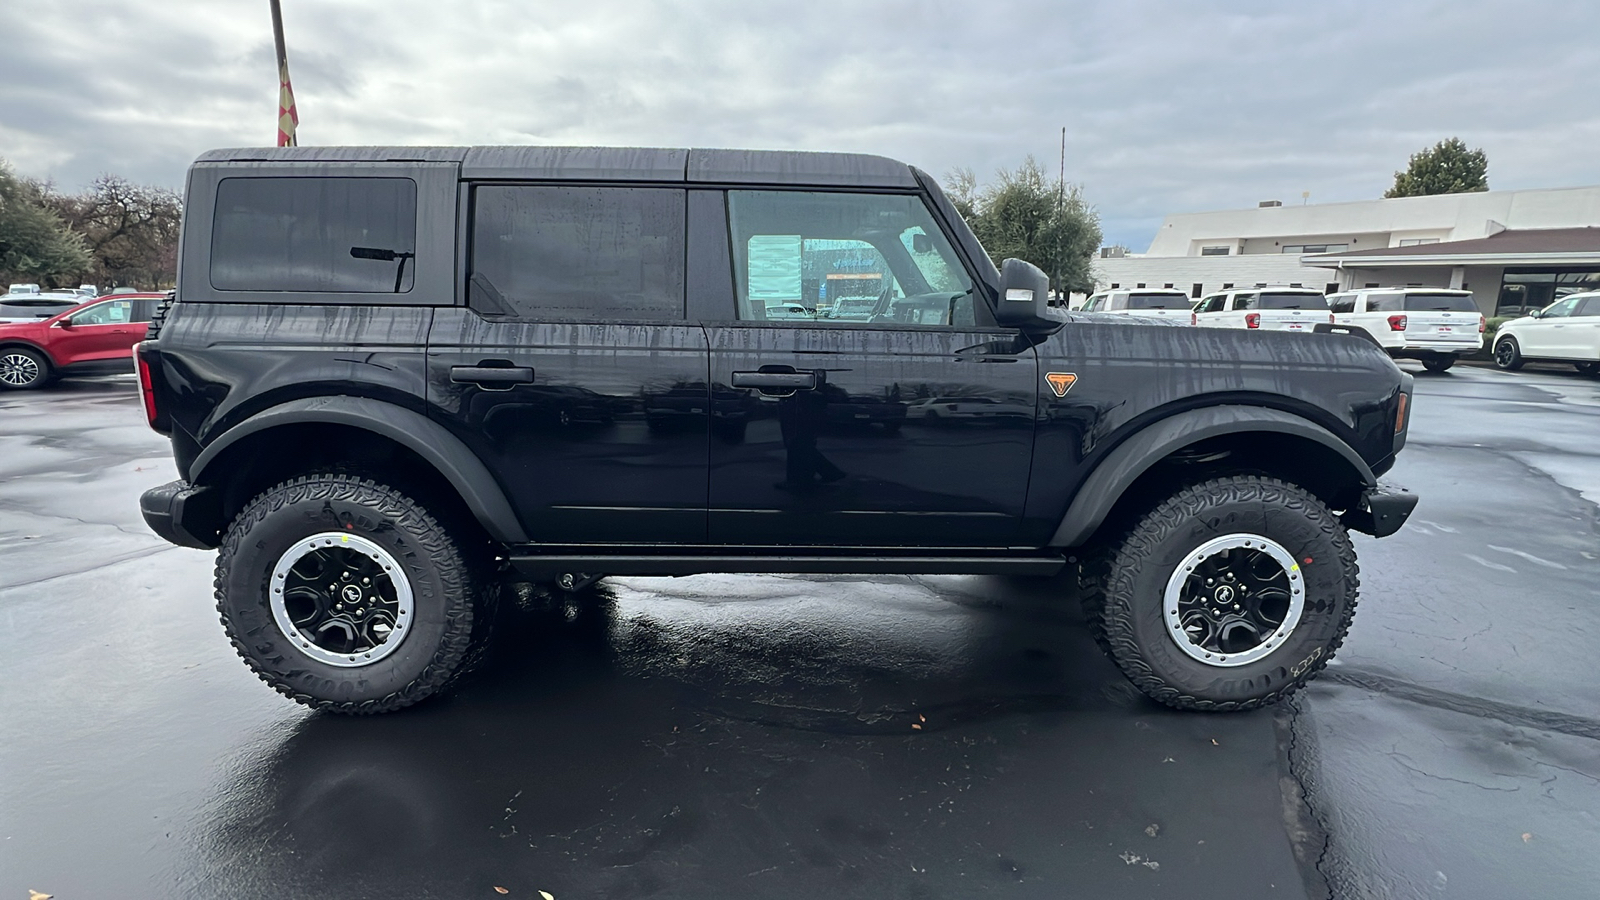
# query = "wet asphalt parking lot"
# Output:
<box><xmin>2</xmin><ymin>362</ymin><xmax>1597</xmax><ymax>900</ymax></box>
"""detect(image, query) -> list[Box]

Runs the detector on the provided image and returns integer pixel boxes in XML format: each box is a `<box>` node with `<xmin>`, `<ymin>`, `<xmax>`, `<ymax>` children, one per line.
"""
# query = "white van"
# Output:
<box><xmin>1193</xmin><ymin>287</ymin><xmax>1332</xmax><ymax>333</ymax></box>
<box><xmin>1326</xmin><ymin>288</ymin><xmax>1483</xmax><ymax>372</ymax></box>
<box><xmin>1079</xmin><ymin>288</ymin><xmax>1194</xmax><ymax>323</ymax></box>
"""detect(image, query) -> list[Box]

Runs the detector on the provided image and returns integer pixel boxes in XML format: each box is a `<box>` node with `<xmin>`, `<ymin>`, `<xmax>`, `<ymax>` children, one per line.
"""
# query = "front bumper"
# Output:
<box><xmin>1341</xmin><ymin>482</ymin><xmax>1418</xmax><ymax>538</ymax></box>
<box><xmin>139</xmin><ymin>479</ymin><xmax>221</xmax><ymax>549</ymax></box>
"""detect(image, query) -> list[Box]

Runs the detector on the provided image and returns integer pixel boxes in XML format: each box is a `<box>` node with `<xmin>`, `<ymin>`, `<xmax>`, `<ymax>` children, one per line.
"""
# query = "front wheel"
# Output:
<box><xmin>214</xmin><ymin>474</ymin><xmax>484</xmax><ymax>714</ymax></box>
<box><xmin>1494</xmin><ymin>337</ymin><xmax>1524</xmax><ymax>370</ymax></box>
<box><xmin>1080</xmin><ymin>475</ymin><xmax>1358</xmax><ymax>711</ymax></box>
<box><xmin>0</xmin><ymin>348</ymin><xmax>51</xmax><ymax>390</ymax></box>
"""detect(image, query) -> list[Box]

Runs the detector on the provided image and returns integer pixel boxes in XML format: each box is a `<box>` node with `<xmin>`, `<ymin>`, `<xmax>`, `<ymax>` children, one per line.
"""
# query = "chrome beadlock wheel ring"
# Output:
<box><xmin>269</xmin><ymin>532</ymin><xmax>414</xmax><ymax>667</ymax></box>
<box><xmin>1</xmin><ymin>353</ymin><xmax>41</xmax><ymax>387</ymax></box>
<box><xmin>1162</xmin><ymin>533</ymin><xmax>1306</xmax><ymax>668</ymax></box>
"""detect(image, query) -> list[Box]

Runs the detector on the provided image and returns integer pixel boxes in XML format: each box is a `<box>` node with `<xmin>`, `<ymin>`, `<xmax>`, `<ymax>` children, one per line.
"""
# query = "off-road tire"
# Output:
<box><xmin>1494</xmin><ymin>337</ymin><xmax>1524</xmax><ymax>370</ymax></box>
<box><xmin>214</xmin><ymin>474</ymin><xmax>480</xmax><ymax>714</ymax></box>
<box><xmin>0</xmin><ymin>347</ymin><xmax>52</xmax><ymax>390</ymax></box>
<box><xmin>1079</xmin><ymin>475</ymin><xmax>1359</xmax><ymax>711</ymax></box>
<box><xmin>1421</xmin><ymin>356</ymin><xmax>1455</xmax><ymax>373</ymax></box>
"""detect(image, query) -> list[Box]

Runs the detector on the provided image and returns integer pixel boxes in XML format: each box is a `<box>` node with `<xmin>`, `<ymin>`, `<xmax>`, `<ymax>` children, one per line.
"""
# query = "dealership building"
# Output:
<box><xmin>1094</xmin><ymin>185</ymin><xmax>1600</xmax><ymax>317</ymax></box>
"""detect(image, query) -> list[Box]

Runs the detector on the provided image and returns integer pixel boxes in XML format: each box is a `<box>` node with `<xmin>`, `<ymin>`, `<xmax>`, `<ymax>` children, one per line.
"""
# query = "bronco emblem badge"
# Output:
<box><xmin>1045</xmin><ymin>372</ymin><xmax>1078</xmax><ymax>398</ymax></box>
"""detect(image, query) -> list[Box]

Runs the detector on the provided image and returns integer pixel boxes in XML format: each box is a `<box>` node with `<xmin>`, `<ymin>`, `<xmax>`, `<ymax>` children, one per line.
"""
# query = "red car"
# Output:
<box><xmin>0</xmin><ymin>293</ymin><xmax>166</xmax><ymax>390</ymax></box>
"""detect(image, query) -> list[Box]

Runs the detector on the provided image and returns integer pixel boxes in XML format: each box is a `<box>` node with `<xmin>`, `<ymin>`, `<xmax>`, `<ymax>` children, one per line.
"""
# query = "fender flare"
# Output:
<box><xmin>0</xmin><ymin>338</ymin><xmax>55</xmax><ymax>366</ymax></box>
<box><xmin>1048</xmin><ymin>404</ymin><xmax>1376</xmax><ymax>548</ymax></box>
<box><xmin>190</xmin><ymin>395</ymin><xmax>529</xmax><ymax>543</ymax></box>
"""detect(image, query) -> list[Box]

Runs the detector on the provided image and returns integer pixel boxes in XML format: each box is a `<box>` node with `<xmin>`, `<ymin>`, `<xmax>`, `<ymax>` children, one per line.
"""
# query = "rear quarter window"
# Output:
<box><xmin>210</xmin><ymin>177</ymin><xmax>418</xmax><ymax>293</ymax></box>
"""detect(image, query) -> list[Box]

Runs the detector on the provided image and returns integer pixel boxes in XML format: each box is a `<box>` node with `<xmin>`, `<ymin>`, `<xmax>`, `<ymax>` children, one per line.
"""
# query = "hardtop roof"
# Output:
<box><xmin>192</xmin><ymin>146</ymin><xmax>920</xmax><ymax>188</ymax></box>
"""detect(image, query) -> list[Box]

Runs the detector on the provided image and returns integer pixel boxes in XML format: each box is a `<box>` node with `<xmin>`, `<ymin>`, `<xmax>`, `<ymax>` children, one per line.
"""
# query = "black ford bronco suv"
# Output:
<box><xmin>137</xmin><ymin>146</ymin><xmax>1417</xmax><ymax>715</ymax></box>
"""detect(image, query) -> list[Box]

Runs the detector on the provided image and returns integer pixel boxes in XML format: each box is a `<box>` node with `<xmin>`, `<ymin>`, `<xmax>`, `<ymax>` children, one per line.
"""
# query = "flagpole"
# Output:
<box><xmin>270</xmin><ymin>0</ymin><xmax>298</xmax><ymax>146</ymax></box>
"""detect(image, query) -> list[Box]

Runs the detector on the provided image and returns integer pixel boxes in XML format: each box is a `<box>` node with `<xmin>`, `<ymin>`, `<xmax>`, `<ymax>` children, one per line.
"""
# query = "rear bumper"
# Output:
<box><xmin>1342</xmin><ymin>482</ymin><xmax>1418</xmax><ymax>538</ymax></box>
<box><xmin>1388</xmin><ymin>341</ymin><xmax>1482</xmax><ymax>358</ymax></box>
<box><xmin>139</xmin><ymin>479</ymin><xmax>221</xmax><ymax>549</ymax></box>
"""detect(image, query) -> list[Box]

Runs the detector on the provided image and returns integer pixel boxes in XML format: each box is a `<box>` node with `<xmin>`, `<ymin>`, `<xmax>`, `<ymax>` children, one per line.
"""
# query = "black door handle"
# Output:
<box><xmin>450</xmin><ymin>365</ymin><xmax>534</xmax><ymax>390</ymax></box>
<box><xmin>731</xmin><ymin>370</ymin><xmax>819</xmax><ymax>391</ymax></box>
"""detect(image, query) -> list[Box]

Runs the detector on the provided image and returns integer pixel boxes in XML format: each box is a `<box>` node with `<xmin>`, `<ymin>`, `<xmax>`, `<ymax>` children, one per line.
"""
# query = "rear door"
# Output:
<box><xmin>701</xmin><ymin>188</ymin><xmax>1037</xmax><ymax>546</ymax></box>
<box><xmin>427</xmin><ymin>183</ymin><xmax>710</xmax><ymax>544</ymax></box>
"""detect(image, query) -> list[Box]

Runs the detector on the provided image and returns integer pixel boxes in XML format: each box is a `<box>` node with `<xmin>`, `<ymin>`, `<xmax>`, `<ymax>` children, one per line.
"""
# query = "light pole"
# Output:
<box><xmin>270</xmin><ymin>0</ymin><xmax>298</xmax><ymax>146</ymax></box>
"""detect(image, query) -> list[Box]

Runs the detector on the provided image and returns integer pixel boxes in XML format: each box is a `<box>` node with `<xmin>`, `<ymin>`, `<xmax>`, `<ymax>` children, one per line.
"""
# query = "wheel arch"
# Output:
<box><xmin>189</xmin><ymin>396</ymin><xmax>528</xmax><ymax>546</ymax></box>
<box><xmin>1049</xmin><ymin>405</ymin><xmax>1377</xmax><ymax>549</ymax></box>
<box><xmin>0</xmin><ymin>339</ymin><xmax>55</xmax><ymax>365</ymax></box>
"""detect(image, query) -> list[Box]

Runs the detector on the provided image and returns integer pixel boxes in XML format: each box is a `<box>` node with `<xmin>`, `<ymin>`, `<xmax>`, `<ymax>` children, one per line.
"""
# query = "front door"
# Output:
<box><xmin>427</xmin><ymin>184</ymin><xmax>709</xmax><ymax>544</ymax></box>
<box><xmin>1521</xmin><ymin>294</ymin><xmax>1583</xmax><ymax>357</ymax></box>
<box><xmin>703</xmin><ymin>189</ymin><xmax>1037</xmax><ymax>547</ymax></box>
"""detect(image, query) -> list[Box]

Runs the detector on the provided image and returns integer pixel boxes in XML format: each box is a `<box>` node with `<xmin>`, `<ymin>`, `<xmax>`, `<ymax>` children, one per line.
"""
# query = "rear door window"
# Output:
<box><xmin>470</xmin><ymin>186</ymin><xmax>686</xmax><ymax>321</ymax></box>
<box><xmin>210</xmin><ymin>177</ymin><xmax>418</xmax><ymax>293</ymax></box>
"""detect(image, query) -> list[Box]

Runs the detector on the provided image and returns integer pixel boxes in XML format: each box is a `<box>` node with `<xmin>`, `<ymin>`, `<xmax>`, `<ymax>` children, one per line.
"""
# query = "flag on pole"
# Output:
<box><xmin>277</xmin><ymin>61</ymin><xmax>298</xmax><ymax>147</ymax></box>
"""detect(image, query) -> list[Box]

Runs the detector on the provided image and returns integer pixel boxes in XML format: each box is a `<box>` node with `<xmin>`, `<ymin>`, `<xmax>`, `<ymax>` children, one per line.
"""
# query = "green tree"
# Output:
<box><xmin>944</xmin><ymin>157</ymin><xmax>1102</xmax><ymax>295</ymax></box>
<box><xmin>0</xmin><ymin>162</ymin><xmax>92</xmax><ymax>286</ymax></box>
<box><xmin>1384</xmin><ymin>138</ymin><xmax>1489</xmax><ymax>198</ymax></box>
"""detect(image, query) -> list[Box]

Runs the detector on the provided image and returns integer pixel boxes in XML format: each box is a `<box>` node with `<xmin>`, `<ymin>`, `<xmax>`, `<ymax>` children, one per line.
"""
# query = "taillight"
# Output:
<box><xmin>1478</xmin><ymin>315</ymin><xmax>1486</xmax><ymax>333</ymax></box>
<box><xmin>1387</xmin><ymin>314</ymin><xmax>1408</xmax><ymax>332</ymax></box>
<box><xmin>135</xmin><ymin>344</ymin><xmax>162</xmax><ymax>432</ymax></box>
<box><xmin>1328</xmin><ymin>313</ymin><xmax>1336</xmax><ymax>324</ymax></box>
<box><xmin>1190</xmin><ymin>312</ymin><xmax>1197</xmax><ymax>326</ymax></box>
<box><xmin>1245</xmin><ymin>313</ymin><xmax>1260</xmax><ymax>329</ymax></box>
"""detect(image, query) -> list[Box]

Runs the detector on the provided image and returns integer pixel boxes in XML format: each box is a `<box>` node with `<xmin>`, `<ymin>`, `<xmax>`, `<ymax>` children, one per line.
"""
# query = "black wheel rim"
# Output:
<box><xmin>1495</xmin><ymin>342</ymin><xmax>1514</xmax><ymax>367</ymax></box>
<box><xmin>1163</xmin><ymin>534</ymin><xmax>1306</xmax><ymax>667</ymax></box>
<box><xmin>270</xmin><ymin>533</ymin><xmax>413</xmax><ymax>667</ymax></box>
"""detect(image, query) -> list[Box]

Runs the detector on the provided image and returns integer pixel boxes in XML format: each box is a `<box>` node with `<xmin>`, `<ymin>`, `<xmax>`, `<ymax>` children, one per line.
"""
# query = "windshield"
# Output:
<box><xmin>1258</xmin><ymin>292</ymin><xmax>1330</xmax><ymax>310</ymax></box>
<box><xmin>1403</xmin><ymin>293</ymin><xmax>1476</xmax><ymax>312</ymax></box>
<box><xmin>1127</xmin><ymin>292</ymin><xmax>1191</xmax><ymax>310</ymax></box>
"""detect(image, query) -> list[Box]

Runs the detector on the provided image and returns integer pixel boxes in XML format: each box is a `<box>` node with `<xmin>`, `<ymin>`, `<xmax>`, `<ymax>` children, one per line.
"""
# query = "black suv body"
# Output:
<box><xmin>138</xmin><ymin>146</ymin><xmax>1416</xmax><ymax>714</ymax></box>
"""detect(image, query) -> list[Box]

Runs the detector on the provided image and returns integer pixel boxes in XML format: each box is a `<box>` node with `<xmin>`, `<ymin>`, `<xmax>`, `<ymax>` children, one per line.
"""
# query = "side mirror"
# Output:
<box><xmin>53</xmin><ymin>319</ymin><xmax>73</xmax><ymax>329</ymax></box>
<box><xmin>995</xmin><ymin>258</ymin><xmax>1052</xmax><ymax>328</ymax></box>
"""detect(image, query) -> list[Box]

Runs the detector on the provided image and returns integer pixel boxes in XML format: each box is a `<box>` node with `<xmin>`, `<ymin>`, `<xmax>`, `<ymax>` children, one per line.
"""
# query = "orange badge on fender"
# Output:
<box><xmin>1045</xmin><ymin>372</ymin><xmax>1078</xmax><ymax>398</ymax></box>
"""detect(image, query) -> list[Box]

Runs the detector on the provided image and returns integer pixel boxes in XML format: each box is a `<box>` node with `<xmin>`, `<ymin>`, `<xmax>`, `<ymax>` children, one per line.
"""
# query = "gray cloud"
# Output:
<box><xmin>2</xmin><ymin>0</ymin><xmax>1597</xmax><ymax>249</ymax></box>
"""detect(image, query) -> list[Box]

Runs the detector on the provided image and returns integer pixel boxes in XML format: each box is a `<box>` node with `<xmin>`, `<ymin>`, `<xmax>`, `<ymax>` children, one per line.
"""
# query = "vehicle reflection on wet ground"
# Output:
<box><xmin>3</xmin><ymin>367</ymin><xmax>1598</xmax><ymax>898</ymax></box>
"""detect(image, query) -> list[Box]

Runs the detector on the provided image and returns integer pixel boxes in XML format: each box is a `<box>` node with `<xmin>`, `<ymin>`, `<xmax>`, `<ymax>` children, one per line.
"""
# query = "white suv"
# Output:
<box><xmin>1492</xmin><ymin>291</ymin><xmax>1600</xmax><ymax>375</ymax></box>
<box><xmin>1193</xmin><ymin>287</ymin><xmax>1332</xmax><ymax>333</ymax></box>
<box><xmin>1080</xmin><ymin>288</ymin><xmax>1194</xmax><ymax>323</ymax></box>
<box><xmin>1326</xmin><ymin>288</ymin><xmax>1484</xmax><ymax>372</ymax></box>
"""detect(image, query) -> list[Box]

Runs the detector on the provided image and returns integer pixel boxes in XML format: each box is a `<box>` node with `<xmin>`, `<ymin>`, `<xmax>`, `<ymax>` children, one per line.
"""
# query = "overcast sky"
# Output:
<box><xmin>3</xmin><ymin>0</ymin><xmax>1598</xmax><ymax>249</ymax></box>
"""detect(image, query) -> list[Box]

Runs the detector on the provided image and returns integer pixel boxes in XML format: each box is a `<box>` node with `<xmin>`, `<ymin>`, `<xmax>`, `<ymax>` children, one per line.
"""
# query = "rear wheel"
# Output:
<box><xmin>214</xmin><ymin>474</ymin><xmax>486</xmax><ymax>714</ymax></box>
<box><xmin>1421</xmin><ymin>356</ymin><xmax>1455</xmax><ymax>373</ymax></box>
<box><xmin>0</xmin><ymin>348</ymin><xmax>51</xmax><ymax>390</ymax></box>
<box><xmin>1079</xmin><ymin>475</ymin><xmax>1358</xmax><ymax>711</ymax></box>
<box><xmin>1494</xmin><ymin>337</ymin><xmax>1524</xmax><ymax>370</ymax></box>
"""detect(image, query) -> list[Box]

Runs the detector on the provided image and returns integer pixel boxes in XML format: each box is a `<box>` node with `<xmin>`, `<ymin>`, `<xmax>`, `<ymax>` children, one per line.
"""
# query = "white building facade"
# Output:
<box><xmin>1094</xmin><ymin>185</ymin><xmax>1600</xmax><ymax>316</ymax></box>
